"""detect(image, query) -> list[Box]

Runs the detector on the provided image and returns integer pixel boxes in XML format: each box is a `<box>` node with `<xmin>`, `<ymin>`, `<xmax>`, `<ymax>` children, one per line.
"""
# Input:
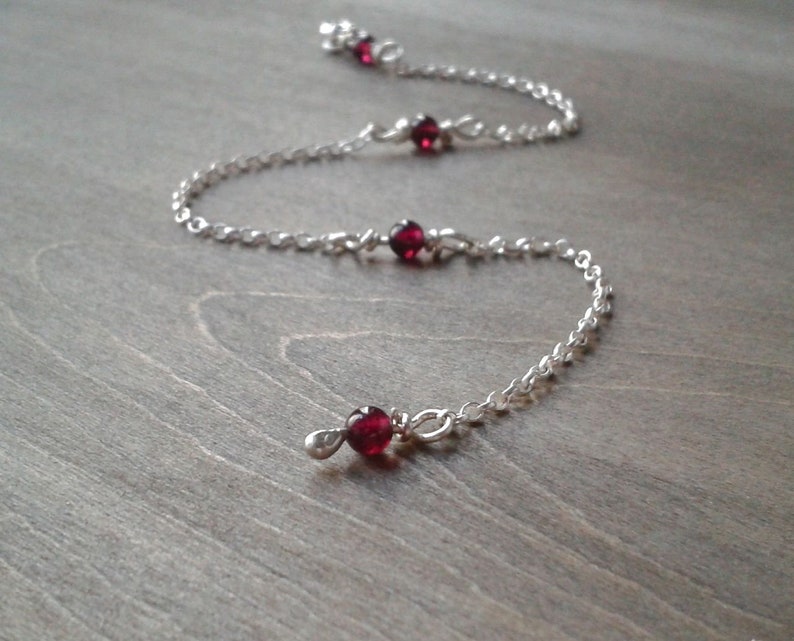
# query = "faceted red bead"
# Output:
<box><xmin>389</xmin><ymin>220</ymin><xmax>425</xmax><ymax>260</ymax></box>
<box><xmin>346</xmin><ymin>406</ymin><xmax>392</xmax><ymax>456</ymax></box>
<box><xmin>410</xmin><ymin>115</ymin><xmax>440</xmax><ymax>150</ymax></box>
<box><xmin>353</xmin><ymin>36</ymin><xmax>375</xmax><ymax>65</ymax></box>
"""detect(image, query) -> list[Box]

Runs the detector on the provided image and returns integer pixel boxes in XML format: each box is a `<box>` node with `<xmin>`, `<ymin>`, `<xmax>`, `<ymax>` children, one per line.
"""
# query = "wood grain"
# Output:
<box><xmin>1</xmin><ymin>1</ymin><xmax>792</xmax><ymax>640</ymax></box>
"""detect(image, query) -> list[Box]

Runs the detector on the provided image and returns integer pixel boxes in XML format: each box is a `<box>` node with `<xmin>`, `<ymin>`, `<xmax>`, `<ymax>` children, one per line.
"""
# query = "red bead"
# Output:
<box><xmin>353</xmin><ymin>36</ymin><xmax>375</xmax><ymax>65</ymax></box>
<box><xmin>346</xmin><ymin>406</ymin><xmax>392</xmax><ymax>456</ymax></box>
<box><xmin>410</xmin><ymin>115</ymin><xmax>440</xmax><ymax>150</ymax></box>
<box><xmin>389</xmin><ymin>220</ymin><xmax>425</xmax><ymax>260</ymax></box>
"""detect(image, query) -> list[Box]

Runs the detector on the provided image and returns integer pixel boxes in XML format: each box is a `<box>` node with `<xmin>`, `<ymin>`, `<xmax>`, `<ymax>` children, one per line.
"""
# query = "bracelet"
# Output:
<box><xmin>172</xmin><ymin>20</ymin><xmax>612</xmax><ymax>461</ymax></box>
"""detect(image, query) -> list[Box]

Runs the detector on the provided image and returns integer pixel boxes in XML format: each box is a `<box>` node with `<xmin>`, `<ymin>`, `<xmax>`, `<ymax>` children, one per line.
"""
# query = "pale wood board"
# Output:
<box><xmin>1</xmin><ymin>2</ymin><xmax>792</xmax><ymax>640</ymax></box>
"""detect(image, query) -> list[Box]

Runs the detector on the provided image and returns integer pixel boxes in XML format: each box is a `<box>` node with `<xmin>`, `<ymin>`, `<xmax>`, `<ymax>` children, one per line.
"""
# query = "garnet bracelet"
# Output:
<box><xmin>172</xmin><ymin>20</ymin><xmax>613</xmax><ymax>461</ymax></box>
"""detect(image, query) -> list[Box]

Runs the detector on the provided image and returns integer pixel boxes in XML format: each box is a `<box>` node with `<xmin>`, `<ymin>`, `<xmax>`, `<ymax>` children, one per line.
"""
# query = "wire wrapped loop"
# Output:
<box><xmin>410</xmin><ymin>409</ymin><xmax>456</xmax><ymax>443</ymax></box>
<box><xmin>374</xmin><ymin>40</ymin><xmax>404</xmax><ymax>65</ymax></box>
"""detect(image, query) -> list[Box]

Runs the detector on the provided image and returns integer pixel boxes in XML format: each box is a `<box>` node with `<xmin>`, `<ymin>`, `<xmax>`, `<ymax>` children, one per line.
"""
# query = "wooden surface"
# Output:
<box><xmin>1</xmin><ymin>2</ymin><xmax>792</xmax><ymax>640</ymax></box>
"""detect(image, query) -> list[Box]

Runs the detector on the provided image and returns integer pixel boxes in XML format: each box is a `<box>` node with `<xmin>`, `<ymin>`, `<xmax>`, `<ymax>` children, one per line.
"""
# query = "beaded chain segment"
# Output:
<box><xmin>172</xmin><ymin>20</ymin><xmax>613</xmax><ymax>460</ymax></box>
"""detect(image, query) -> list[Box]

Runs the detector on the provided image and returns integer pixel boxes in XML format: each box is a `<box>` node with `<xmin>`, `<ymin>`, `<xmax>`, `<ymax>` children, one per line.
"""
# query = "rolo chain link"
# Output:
<box><xmin>172</xmin><ymin>20</ymin><xmax>613</xmax><ymax>460</ymax></box>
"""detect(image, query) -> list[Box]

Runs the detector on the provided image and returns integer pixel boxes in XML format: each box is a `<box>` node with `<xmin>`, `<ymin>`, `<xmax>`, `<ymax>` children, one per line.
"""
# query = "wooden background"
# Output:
<box><xmin>2</xmin><ymin>2</ymin><xmax>792</xmax><ymax>640</ymax></box>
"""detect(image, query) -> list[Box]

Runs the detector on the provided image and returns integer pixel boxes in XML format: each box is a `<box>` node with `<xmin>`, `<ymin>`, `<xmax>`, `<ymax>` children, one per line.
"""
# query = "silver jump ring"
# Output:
<box><xmin>409</xmin><ymin>409</ymin><xmax>456</xmax><ymax>444</ymax></box>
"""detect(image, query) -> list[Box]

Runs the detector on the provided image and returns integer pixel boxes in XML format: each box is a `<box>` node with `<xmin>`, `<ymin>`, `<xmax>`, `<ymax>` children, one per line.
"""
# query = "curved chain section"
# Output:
<box><xmin>173</xmin><ymin>20</ymin><xmax>581</xmax><ymax>243</ymax></box>
<box><xmin>446</xmin><ymin>240</ymin><xmax>613</xmax><ymax>428</ymax></box>
<box><xmin>390</xmin><ymin>237</ymin><xmax>612</xmax><ymax>438</ymax></box>
<box><xmin>300</xmin><ymin>238</ymin><xmax>613</xmax><ymax>460</ymax></box>
<box><xmin>171</xmin><ymin>129</ymin><xmax>378</xmax><ymax>248</ymax></box>
<box><xmin>321</xmin><ymin>18</ymin><xmax>580</xmax><ymax>143</ymax></box>
<box><xmin>172</xmin><ymin>20</ymin><xmax>610</xmax><ymax>461</ymax></box>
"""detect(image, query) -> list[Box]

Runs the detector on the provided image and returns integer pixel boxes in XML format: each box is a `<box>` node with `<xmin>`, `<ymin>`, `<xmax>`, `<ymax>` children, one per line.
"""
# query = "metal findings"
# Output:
<box><xmin>304</xmin><ymin>428</ymin><xmax>348</xmax><ymax>460</ymax></box>
<box><xmin>409</xmin><ymin>409</ymin><xmax>456</xmax><ymax>444</ymax></box>
<box><xmin>173</xmin><ymin>21</ymin><xmax>609</xmax><ymax>462</ymax></box>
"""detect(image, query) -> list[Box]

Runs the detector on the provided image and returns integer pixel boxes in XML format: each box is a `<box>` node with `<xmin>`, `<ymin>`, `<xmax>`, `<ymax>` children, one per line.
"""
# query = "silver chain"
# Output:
<box><xmin>172</xmin><ymin>20</ymin><xmax>612</xmax><ymax>461</ymax></box>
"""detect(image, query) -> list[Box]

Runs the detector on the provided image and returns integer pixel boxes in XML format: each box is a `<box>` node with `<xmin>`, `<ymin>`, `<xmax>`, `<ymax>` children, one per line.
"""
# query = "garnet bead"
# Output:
<box><xmin>353</xmin><ymin>36</ymin><xmax>375</xmax><ymax>65</ymax></box>
<box><xmin>389</xmin><ymin>220</ymin><xmax>425</xmax><ymax>260</ymax></box>
<box><xmin>346</xmin><ymin>406</ymin><xmax>393</xmax><ymax>456</ymax></box>
<box><xmin>410</xmin><ymin>115</ymin><xmax>440</xmax><ymax>150</ymax></box>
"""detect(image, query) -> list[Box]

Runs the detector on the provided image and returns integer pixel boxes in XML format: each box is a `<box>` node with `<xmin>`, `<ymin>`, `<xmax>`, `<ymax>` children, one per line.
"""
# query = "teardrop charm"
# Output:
<box><xmin>304</xmin><ymin>428</ymin><xmax>348</xmax><ymax>459</ymax></box>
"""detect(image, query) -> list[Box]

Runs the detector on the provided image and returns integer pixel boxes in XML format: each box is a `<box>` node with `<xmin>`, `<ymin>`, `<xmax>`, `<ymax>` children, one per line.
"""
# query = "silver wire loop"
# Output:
<box><xmin>390</xmin><ymin>409</ymin><xmax>413</xmax><ymax>443</ymax></box>
<box><xmin>319</xmin><ymin>20</ymin><xmax>356</xmax><ymax>52</ymax></box>
<box><xmin>453</xmin><ymin>115</ymin><xmax>487</xmax><ymax>140</ymax></box>
<box><xmin>374</xmin><ymin>40</ymin><xmax>404</xmax><ymax>65</ymax></box>
<box><xmin>409</xmin><ymin>409</ymin><xmax>456</xmax><ymax>444</ymax></box>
